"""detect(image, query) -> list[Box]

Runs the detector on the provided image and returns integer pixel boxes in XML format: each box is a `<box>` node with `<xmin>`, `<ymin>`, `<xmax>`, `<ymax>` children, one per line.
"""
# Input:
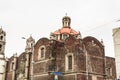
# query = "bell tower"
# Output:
<box><xmin>24</xmin><ymin>36</ymin><xmax>35</xmax><ymax>80</ymax></box>
<box><xmin>25</xmin><ymin>36</ymin><xmax>35</xmax><ymax>53</ymax></box>
<box><xmin>0</xmin><ymin>28</ymin><xmax>6</xmax><ymax>55</ymax></box>
<box><xmin>0</xmin><ymin>27</ymin><xmax>6</xmax><ymax>80</ymax></box>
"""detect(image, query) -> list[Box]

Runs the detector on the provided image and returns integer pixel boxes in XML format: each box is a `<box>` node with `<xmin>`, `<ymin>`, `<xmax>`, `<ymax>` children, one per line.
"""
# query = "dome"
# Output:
<box><xmin>62</xmin><ymin>15</ymin><xmax>71</xmax><ymax>27</ymax></box>
<box><xmin>53</xmin><ymin>27</ymin><xmax>78</xmax><ymax>35</ymax></box>
<box><xmin>53</xmin><ymin>15</ymin><xmax>78</xmax><ymax>35</ymax></box>
<box><xmin>50</xmin><ymin>15</ymin><xmax>80</xmax><ymax>41</ymax></box>
<box><xmin>62</xmin><ymin>15</ymin><xmax>71</xmax><ymax>21</ymax></box>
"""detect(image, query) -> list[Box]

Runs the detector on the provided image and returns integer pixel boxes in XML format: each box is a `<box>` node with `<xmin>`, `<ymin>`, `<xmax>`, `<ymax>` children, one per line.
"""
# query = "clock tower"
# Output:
<box><xmin>0</xmin><ymin>27</ymin><xmax>6</xmax><ymax>80</ymax></box>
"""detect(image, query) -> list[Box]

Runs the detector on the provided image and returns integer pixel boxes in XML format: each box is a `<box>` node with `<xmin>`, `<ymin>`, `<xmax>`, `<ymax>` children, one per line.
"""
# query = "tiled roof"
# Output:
<box><xmin>53</xmin><ymin>27</ymin><xmax>78</xmax><ymax>35</ymax></box>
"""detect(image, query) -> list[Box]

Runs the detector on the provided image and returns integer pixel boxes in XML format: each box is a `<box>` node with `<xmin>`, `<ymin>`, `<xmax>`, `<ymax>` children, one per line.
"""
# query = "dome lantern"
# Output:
<box><xmin>62</xmin><ymin>15</ymin><xmax>71</xmax><ymax>28</ymax></box>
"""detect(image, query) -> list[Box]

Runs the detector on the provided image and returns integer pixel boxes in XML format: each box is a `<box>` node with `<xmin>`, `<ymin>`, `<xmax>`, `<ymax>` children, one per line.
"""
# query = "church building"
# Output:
<box><xmin>0</xmin><ymin>15</ymin><xmax>116</xmax><ymax>80</ymax></box>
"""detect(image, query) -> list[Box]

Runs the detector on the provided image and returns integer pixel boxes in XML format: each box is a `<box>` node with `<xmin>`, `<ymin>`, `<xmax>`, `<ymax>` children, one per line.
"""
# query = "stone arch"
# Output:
<box><xmin>83</xmin><ymin>36</ymin><xmax>104</xmax><ymax>57</ymax></box>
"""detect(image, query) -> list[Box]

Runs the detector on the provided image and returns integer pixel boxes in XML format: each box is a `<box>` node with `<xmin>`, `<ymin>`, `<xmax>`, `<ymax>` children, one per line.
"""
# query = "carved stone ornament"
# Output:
<box><xmin>16</xmin><ymin>58</ymin><xmax>26</xmax><ymax>79</ymax></box>
<box><xmin>17</xmin><ymin>73</ymin><xmax>25</xmax><ymax>80</ymax></box>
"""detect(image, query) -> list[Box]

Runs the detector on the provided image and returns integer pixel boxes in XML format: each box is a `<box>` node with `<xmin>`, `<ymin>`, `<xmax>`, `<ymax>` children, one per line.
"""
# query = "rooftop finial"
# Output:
<box><xmin>65</xmin><ymin>13</ymin><xmax>67</xmax><ymax>16</ymax></box>
<box><xmin>101</xmin><ymin>39</ymin><xmax>104</xmax><ymax>46</ymax></box>
<box><xmin>30</xmin><ymin>33</ymin><xmax>32</xmax><ymax>37</ymax></box>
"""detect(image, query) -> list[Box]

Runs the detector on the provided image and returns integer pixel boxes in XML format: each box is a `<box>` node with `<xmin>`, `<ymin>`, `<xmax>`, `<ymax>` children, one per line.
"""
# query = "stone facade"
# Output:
<box><xmin>3</xmin><ymin>16</ymin><xmax>116</xmax><ymax>80</ymax></box>
<box><xmin>113</xmin><ymin>27</ymin><xmax>120</xmax><ymax>79</ymax></box>
<box><xmin>0</xmin><ymin>28</ymin><xmax>6</xmax><ymax>80</ymax></box>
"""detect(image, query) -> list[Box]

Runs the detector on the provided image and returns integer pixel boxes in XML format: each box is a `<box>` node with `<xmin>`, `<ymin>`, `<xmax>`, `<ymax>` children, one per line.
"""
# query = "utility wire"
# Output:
<box><xmin>83</xmin><ymin>18</ymin><xmax>120</xmax><ymax>34</ymax></box>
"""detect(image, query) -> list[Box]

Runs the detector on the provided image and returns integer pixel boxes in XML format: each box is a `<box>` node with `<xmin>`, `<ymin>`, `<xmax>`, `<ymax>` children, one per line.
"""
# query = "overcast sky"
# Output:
<box><xmin>0</xmin><ymin>0</ymin><xmax>120</xmax><ymax>57</ymax></box>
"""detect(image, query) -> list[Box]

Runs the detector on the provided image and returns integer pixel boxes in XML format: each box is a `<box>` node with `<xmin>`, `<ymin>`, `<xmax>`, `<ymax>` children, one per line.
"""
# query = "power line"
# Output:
<box><xmin>83</xmin><ymin>18</ymin><xmax>120</xmax><ymax>34</ymax></box>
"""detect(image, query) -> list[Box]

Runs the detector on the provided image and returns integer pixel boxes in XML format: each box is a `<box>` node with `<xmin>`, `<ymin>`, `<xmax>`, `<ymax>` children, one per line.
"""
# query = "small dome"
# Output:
<box><xmin>62</xmin><ymin>15</ymin><xmax>71</xmax><ymax>27</ymax></box>
<box><xmin>50</xmin><ymin>15</ymin><xmax>81</xmax><ymax>41</ymax></box>
<box><xmin>62</xmin><ymin>15</ymin><xmax>71</xmax><ymax>21</ymax></box>
<box><xmin>53</xmin><ymin>27</ymin><xmax>78</xmax><ymax>35</ymax></box>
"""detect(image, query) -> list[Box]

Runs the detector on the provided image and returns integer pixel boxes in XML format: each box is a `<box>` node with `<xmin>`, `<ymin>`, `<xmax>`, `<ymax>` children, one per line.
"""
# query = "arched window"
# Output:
<box><xmin>38</xmin><ymin>45</ymin><xmax>46</xmax><ymax>60</ymax></box>
<box><xmin>65</xmin><ymin>53</ymin><xmax>74</xmax><ymax>71</ymax></box>
<box><xmin>68</xmin><ymin>55</ymin><xmax>72</xmax><ymax>70</ymax></box>
<box><xmin>62</xmin><ymin>34</ymin><xmax>68</xmax><ymax>40</ymax></box>
<box><xmin>10</xmin><ymin>62</ymin><xmax>14</xmax><ymax>71</ymax></box>
<box><xmin>0</xmin><ymin>36</ymin><xmax>3</xmax><ymax>40</ymax></box>
<box><xmin>41</xmin><ymin>47</ymin><xmax>44</xmax><ymax>58</ymax></box>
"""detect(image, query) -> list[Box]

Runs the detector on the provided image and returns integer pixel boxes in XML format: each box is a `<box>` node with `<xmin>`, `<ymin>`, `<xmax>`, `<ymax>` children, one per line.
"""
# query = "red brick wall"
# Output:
<box><xmin>62</xmin><ymin>75</ymin><xmax>75</xmax><ymax>80</ymax></box>
<box><xmin>97</xmin><ymin>77</ymin><xmax>104</xmax><ymax>80</ymax></box>
<box><xmin>77</xmin><ymin>74</ymin><xmax>86</xmax><ymax>80</ymax></box>
<box><xmin>91</xmin><ymin>57</ymin><xmax>104</xmax><ymax>74</ymax></box>
<box><xmin>6</xmin><ymin>56</ymin><xmax>14</xmax><ymax>80</ymax></box>
<box><xmin>34</xmin><ymin>38</ymin><xmax>50</xmax><ymax>62</ymax></box>
<box><xmin>33</xmin><ymin>75</ymin><xmax>48</xmax><ymax>80</ymax></box>
<box><xmin>106</xmin><ymin>56</ymin><xmax>116</xmax><ymax>79</ymax></box>
<box><xmin>6</xmin><ymin>73</ymin><xmax>12</xmax><ymax>80</ymax></box>
<box><xmin>33</xmin><ymin>62</ymin><xmax>46</xmax><ymax>74</ymax></box>
<box><xmin>5</xmin><ymin>36</ymin><xmax>116</xmax><ymax>80</ymax></box>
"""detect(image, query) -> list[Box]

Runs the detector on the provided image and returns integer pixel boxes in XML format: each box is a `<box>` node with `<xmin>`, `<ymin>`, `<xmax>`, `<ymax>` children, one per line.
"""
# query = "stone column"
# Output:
<box><xmin>24</xmin><ymin>53</ymin><xmax>29</xmax><ymax>80</ymax></box>
<box><xmin>12</xmin><ymin>53</ymin><xmax>17</xmax><ymax>80</ymax></box>
<box><xmin>0</xmin><ymin>58</ymin><xmax>5</xmax><ymax>80</ymax></box>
